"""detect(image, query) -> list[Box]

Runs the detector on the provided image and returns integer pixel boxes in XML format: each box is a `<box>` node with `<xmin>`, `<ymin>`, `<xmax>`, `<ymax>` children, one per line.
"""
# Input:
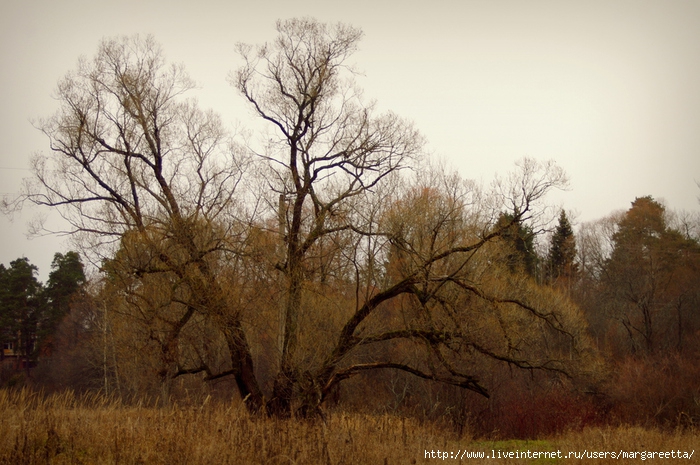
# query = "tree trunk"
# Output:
<box><xmin>221</xmin><ymin>318</ymin><xmax>264</xmax><ymax>412</ymax></box>
<box><xmin>268</xmin><ymin>187</ymin><xmax>306</xmax><ymax>418</ymax></box>
<box><xmin>268</xmin><ymin>372</ymin><xmax>295</xmax><ymax>417</ymax></box>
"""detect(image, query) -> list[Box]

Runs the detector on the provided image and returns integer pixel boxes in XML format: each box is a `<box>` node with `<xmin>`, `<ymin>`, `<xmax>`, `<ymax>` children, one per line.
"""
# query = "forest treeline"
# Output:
<box><xmin>1</xmin><ymin>18</ymin><xmax>699</xmax><ymax>438</ymax></box>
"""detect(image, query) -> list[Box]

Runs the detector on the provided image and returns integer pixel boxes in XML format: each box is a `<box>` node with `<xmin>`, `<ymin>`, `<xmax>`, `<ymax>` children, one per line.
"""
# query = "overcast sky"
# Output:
<box><xmin>2</xmin><ymin>0</ymin><xmax>699</xmax><ymax>280</ymax></box>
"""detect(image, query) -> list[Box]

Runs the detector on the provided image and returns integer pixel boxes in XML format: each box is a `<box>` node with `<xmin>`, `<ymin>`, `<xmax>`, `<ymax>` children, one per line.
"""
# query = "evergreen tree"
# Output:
<box><xmin>0</xmin><ymin>252</ymin><xmax>85</xmax><ymax>371</ymax></box>
<box><xmin>40</xmin><ymin>252</ymin><xmax>86</xmax><ymax>354</ymax></box>
<box><xmin>0</xmin><ymin>258</ymin><xmax>44</xmax><ymax>369</ymax></box>
<box><xmin>496</xmin><ymin>212</ymin><xmax>538</xmax><ymax>277</ymax></box>
<box><xmin>547</xmin><ymin>210</ymin><xmax>578</xmax><ymax>285</ymax></box>
<box><xmin>603</xmin><ymin>196</ymin><xmax>700</xmax><ymax>354</ymax></box>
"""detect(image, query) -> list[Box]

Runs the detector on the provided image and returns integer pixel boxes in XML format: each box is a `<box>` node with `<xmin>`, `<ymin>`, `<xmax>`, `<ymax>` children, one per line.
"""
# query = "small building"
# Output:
<box><xmin>2</xmin><ymin>341</ymin><xmax>16</xmax><ymax>358</ymax></box>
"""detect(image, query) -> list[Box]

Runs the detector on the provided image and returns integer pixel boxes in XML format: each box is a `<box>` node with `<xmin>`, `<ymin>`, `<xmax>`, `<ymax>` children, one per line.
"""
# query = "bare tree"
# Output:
<box><xmin>234</xmin><ymin>18</ymin><xmax>423</xmax><ymax>415</ymax></box>
<box><xmin>312</xmin><ymin>162</ymin><xmax>594</xmax><ymax>411</ymax></box>
<box><xmin>234</xmin><ymin>18</ymin><xmax>593</xmax><ymax>417</ymax></box>
<box><xmin>13</xmin><ymin>35</ymin><xmax>264</xmax><ymax>409</ymax></box>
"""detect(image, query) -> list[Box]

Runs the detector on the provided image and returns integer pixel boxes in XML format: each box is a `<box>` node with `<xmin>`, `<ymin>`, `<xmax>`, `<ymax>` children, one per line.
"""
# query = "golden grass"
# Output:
<box><xmin>0</xmin><ymin>389</ymin><xmax>696</xmax><ymax>464</ymax></box>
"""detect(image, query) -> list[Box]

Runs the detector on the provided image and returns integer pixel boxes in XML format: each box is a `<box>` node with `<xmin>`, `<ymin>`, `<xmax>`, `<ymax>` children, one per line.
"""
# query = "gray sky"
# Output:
<box><xmin>2</xmin><ymin>0</ymin><xmax>699</xmax><ymax>280</ymax></box>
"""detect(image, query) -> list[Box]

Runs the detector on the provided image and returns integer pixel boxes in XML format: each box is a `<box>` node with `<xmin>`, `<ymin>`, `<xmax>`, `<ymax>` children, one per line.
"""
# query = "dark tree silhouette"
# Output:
<box><xmin>547</xmin><ymin>210</ymin><xmax>578</xmax><ymax>287</ymax></box>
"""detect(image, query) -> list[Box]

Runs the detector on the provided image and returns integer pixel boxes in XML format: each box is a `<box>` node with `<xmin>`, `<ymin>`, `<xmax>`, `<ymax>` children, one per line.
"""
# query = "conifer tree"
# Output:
<box><xmin>603</xmin><ymin>196</ymin><xmax>700</xmax><ymax>354</ymax></box>
<box><xmin>0</xmin><ymin>258</ymin><xmax>43</xmax><ymax>370</ymax></box>
<box><xmin>40</xmin><ymin>252</ymin><xmax>86</xmax><ymax>354</ymax></box>
<box><xmin>547</xmin><ymin>210</ymin><xmax>578</xmax><ymax>285</ymax></box>
<box><xmin>497</xmin><ymin>212</ymin><xmax>538</xmax><ymax>277</ymax></box>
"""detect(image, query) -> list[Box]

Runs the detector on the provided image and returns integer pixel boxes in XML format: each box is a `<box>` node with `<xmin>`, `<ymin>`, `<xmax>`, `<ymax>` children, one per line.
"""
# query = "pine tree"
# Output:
<box><xmin>497</xmin><ymin>212</ymin><xmax>538</xmax><ymax>277</ymax></box>
<box><xmin>603</xmin><ymin>196</ymin><xmax>700</xmax><ymax>354</ymax></box>
<box><xmin>547</xmin><ymin>210</ymin><xmax>578</xmax><ymax>285</ymax></box>
<box><xmin>40</xmin><ymin>252</ymin><xmax>86</xmax><ymax>354</ymax></box>
<box><xmin>0</xmin><ymin>258</ymin><xmax>44</xmax><ymax>370</ymax></box>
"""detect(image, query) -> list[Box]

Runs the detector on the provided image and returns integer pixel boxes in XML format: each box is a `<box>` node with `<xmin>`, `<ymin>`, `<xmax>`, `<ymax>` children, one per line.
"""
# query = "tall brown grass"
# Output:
<box><xmin>0</xmin><ymin>389</ymin><xmax>696</xmax><ymax>464</ymax></box>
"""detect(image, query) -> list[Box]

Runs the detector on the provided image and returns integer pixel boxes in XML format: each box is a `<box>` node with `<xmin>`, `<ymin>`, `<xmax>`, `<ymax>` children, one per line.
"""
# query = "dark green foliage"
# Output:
<box><xmin>0</xmin><ymin>252</ymin><xmax>85</xmax><ymax>371</ymax></box>
<box><xmin>547</xmin><ymin>210</ymin><xmax>578</xmax><ymax>285</ymax></box>
<box><xmin>40</xmin><ymin>252</ymin><xmax>86</xmax><ymax>354</ymax></box>
<box><xmin>0</xmin><ymin>258</ymin><xmax>43</xmax><ymax>366</ymax></box>
<box><xmin>496</xmin><ymin>212</ymin><xmax>538</xmax><ymax>277</ymax></box>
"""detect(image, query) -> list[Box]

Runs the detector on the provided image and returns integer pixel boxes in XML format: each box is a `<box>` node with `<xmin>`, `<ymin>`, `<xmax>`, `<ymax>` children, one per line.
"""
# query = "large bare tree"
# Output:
<box><xmin>13</xmin><ymin>35</ymin><xmax>265</xmax><ymax>409</ymax></box>
<box><xmin>234</xmin><ymin>18</ymin><xmax>424</xmax><ymax>415</ymax></box>
<box><xmin>234</xmin><ymin>19</ymin><xmax>594</xmax><ymax>417</ymax></box>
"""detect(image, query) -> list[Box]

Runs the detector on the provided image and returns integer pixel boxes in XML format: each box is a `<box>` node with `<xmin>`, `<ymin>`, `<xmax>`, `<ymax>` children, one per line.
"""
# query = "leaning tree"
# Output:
<box><xmin>14</xmin><ymin>35</ymin><xmax>265</xmax><ymax>407</ymax></box>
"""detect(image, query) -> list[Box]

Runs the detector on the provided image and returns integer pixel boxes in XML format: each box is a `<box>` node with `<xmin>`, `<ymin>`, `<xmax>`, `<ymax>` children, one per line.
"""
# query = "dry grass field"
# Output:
<box><xmin>0</xmin><ymin>389</ymin><xmax>696</xmax><ymax>464</ymax></box>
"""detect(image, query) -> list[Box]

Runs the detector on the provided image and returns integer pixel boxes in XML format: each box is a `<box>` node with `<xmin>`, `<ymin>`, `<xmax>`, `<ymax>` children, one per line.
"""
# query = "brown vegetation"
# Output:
<box><xmin>0</xmin><ymin>389</ymin><xmax>696</xmax><ymax>464</ymax></box>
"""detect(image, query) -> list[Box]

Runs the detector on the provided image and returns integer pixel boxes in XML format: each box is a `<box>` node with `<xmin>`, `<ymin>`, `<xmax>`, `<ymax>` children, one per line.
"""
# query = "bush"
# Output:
<box><xmin>605</xmin><ymin>353</ymin><xmax>700</xmax><ymax>428</ymax></box>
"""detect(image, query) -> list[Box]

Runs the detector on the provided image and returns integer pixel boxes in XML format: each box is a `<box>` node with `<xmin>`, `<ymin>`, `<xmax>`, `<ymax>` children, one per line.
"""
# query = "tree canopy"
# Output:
<box><xmin>547</xmin><ymin>210</ymin><xmax>578</xmax><ymax>286</ymax></box>
<box><xmin>601</xmin><ymin>196</ymin><xmax>700</xmax><ymax>354</ymax></box>
<box><xmin>0</xmin><ymin>253</ymin><xmax>85</xmax><ymax>370</ymax></box>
